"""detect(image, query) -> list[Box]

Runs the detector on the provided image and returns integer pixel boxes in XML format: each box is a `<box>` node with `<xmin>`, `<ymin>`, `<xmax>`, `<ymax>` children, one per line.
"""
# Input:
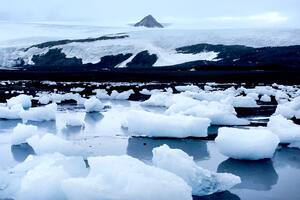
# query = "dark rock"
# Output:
<box><xmin>89</xmin><ymin>53</ymin><xmax>132</xmax><ymax>69</ymax></box>
<box><xmin>134</xmin><ymin>15</ymin><xmax>164</xmax><ymax>28</ymax></box>
<box><xmin>26</xmin><ymin>35</ymin><xmax>129</xmax><ymax>50</ymax></box>
<box><xmin>26</xmin><ymin>49</ymin><xmax>132</xmax><ymax>71</ymax></box>
<box><xmin>127</xmin><ymin>51</ymin><xmax>158</xmax><ymax>68</ymax></box>
<box><xmin>175</xmin><ymin>44</ymin><xmax>300</xmax><ymax>69</ymax></box>
<box><xmin>31</xmin><ymin>48</ymin><xmax>83</xmax><ymax>68</ymax></box>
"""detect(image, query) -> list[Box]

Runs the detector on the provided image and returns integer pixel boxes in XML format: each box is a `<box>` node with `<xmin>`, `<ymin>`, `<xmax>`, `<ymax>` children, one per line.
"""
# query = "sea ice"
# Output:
<box><xmin>19</xmin><ymin>103</ymin><xmax>57</xmax><ymax>122</ymax></box>
<box><xmin>7</xmin><ymin>94</ymin><xmax>32</xmax><ymax>109</ymax></box>
<box><xmin>95</xmin><ymin>89</ymin><xmax>134</xmax><ymax>100</ymax></box>
<box><xmin>260</xmin><ymin>94</ymin><xmax>272</xmax><ymax>102</ymax></box>
<box><xmin>84</xmin><ymin>96</ymin><xmax>105</xmax><ymax>113</ymax></box>
<box><xmin>0</xmin><ymin>104</ymin><xmax>23</xmax><ymax>119</ymax></box>
<box><xmin>232</xmin><ymin>96</ymin><xmax>259</xmax><ymax>108</ymax></box>
<box><xmin>267</xmin><ymin>115</ymin><xmax>300</xmax><ymax>144</ymax></box>
<box><xmin>152</xmin><ymin>145</ymin><xmax>241</xmax><ymax>196</ymax></box>
<box><xmin>175</xmin><ymin>85</ymin><xmax>201</xmax><ymax>93</ymax></box>
<box><xmin>123</xmin><ymin>110</ymin><xmax>210</xmax><ymax>138</ymax></box>
<box><xmin>274</xmin><ymin>96</ymin><xmax>300</xmax><ymax>119</ymax></box>
<box><xmin>14</xmin><ymin>153</ymin><xmax>88</xmax><ymax>200</ymax></box>
<box><xmin>27</xmin><ymin>134</ymin><xmax>85</xmax><ymax>156</ymax></box>
<box><xmin>61</xmin><ymin>113</ymin><xmax>85</xmax><ymax>128</ymax></box>
<box><xmin>61</xmin><ymin>155</ymin><xmax>192</xmax><ymax>200</ymax></box>
<box><xmin>166</xmin><ymin>100</ymin><xmax>249</xmax><ymax>126</ymax></box>
<box><xmin>11</xmin><ymin>123</ymin><xmax>39</xmax><ymax>145</ymax></box>
<box><xmin>215</xmin><ymin>127</ymin><xmax>280</xmax><ymax>160</ymax></box>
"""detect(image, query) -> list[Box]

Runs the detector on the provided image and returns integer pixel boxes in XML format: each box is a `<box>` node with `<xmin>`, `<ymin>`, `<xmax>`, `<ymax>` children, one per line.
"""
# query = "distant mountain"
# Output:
<box><xmin>134</xmin><ymin>15</ymin><xmax>164</xmax><ymax>28</ymax></box>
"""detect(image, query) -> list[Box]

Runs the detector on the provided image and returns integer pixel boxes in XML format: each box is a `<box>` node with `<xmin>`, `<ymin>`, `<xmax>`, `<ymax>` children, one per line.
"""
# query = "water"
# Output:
<box><xmin>0</xmin><ymin>100</ymin><xmax>299</xmax><ymax>200</ymax></box>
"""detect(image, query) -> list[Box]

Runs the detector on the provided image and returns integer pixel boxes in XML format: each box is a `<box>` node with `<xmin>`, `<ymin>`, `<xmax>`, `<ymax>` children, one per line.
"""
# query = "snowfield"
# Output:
<box><xmin>0</xmin><ymin>21</ymin><xmax>300</xmax><ymax>68</ymax></box>
<box><xmin>0</xmin><ymin>81</ymin><xmax>300</xmax><ymax>199</ymax></box>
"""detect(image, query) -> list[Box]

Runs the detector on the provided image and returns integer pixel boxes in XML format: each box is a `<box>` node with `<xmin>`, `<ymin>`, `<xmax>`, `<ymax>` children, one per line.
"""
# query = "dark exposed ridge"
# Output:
<box><xmin>25</xmin><ymin>34</ymin><xmax>129</xmax><ymax>50</ymax></box>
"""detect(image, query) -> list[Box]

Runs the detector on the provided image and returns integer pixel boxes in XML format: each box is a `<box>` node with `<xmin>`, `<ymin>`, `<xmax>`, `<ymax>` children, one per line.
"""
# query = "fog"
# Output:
<box><xmin>0</xmin><ymin>0</ymin><xmax>299</xmax><ymax>28</ymax></box>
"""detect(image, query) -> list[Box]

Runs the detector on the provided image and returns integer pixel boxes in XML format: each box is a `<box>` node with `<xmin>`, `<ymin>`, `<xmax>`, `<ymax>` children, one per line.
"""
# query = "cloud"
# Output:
<box><xmin>208</xmin><ymin>12</ymin><xmax>288</xmax><ymax>24</ymax></box>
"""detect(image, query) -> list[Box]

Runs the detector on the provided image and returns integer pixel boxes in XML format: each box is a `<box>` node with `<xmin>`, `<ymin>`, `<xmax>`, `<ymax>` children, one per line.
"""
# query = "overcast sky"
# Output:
<box><xmin>1</xmin><ymin>0</ymin><xmax>299</xmax><ymax>28</ymax></box>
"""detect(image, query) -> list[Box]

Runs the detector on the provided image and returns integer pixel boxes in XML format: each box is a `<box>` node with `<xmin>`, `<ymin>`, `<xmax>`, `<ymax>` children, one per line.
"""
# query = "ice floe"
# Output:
<box><xmin>11</xmin><ymin>124</ymin><xmax>39</xmax><ymax>145</ymax></box>
<box><xmin>7</xmin><ymin>94</ymin><xmax>32</xmax><ymax>109</ymax></box>
<box><xmin>27</xmin><ymin>134</ymin><xmax>85</xmax><ymax>156</ymax></box>
<box><xmin>123</xmin><ymin>110</ymin><xmax>210</xmax><ymax>138</ymax></box>
<box><xmin>267</xmin><ymin>115</ymin><xmax>300</xmax><ymax>144</ymax></box>
<box><xmin>274</xmin><ymin>96</ymin><xmax>300</xmax><ymax>119</ymax></box>
<box><xmin>95</xmin><ymin>89</ymin><xmax>134</xmax><ymax>100</ymax></box>
<box><xmin>215</xmin><ymin>127</ymin><xmax>280</xmax><ymax>160</ymax></box>
<box><xmin>84</xmin><ymin>96</ymin><xmax>105</xmax><ymax>113</ymax></box>
<box><xmin>152</xmin><ymin>145</ymin><xmax>241</xmax><ymax>196</ymax></box>
<box><xmin>0</xmin><ymin>104</ymin><xmax>23</xmax><ymax>120</ymax></box>
<box><xmin>62</xmin><ymin>155</ymin><xmax>192</xmax><ymax>200</ymax></box>
<box><xmin>20</xmin><ymin>103</ymin><xmax>57</xmax><ymax>123</ymax></box>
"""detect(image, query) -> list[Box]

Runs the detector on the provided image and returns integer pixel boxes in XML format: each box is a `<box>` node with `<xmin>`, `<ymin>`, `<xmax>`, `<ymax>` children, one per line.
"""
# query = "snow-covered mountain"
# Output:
<box><xmin>134</xmin><ymin>15</ymin><xmax>164</xmax><ymax>28</ymax></box>
<box><xmin>0</xmin><ymin>21</ymin><xmax>300</xmax><ymax>70</ymax></box>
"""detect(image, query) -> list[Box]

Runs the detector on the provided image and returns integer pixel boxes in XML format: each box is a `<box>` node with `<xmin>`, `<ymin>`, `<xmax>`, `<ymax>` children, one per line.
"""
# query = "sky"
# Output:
<box><xmin>0</xmin><ymin>0</ymin><xmax>299</xmax><ymax>28</ymax></box>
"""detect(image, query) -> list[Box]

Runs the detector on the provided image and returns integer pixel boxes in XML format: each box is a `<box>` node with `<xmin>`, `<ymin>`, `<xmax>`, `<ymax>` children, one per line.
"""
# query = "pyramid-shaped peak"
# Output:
<box><xmin>134</xmin><ymin>15</ymin><xmax>164</xmax><ymax>28</ymax></box>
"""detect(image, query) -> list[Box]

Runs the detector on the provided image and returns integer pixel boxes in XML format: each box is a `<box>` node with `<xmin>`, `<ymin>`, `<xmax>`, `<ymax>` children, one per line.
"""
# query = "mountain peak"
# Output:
<box><xmin>134</xmin><ymin>15</ymin><xmax>164</xmax><ymax>28</ymax></box>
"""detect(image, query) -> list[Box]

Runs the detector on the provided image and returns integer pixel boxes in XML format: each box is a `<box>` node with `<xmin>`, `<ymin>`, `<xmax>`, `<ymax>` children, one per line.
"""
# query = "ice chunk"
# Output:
<box><xmin>38</xmin><ymin>94</ymin><xmax>51</xmax><ymax>105</ymax></box>
<box><xmin>14</xmin><ymin>153</ymin><xmax>88</xmax><ymax>200</ymax></box>
<box><xmin>274</xmin><ymin>96</ymin><xmax>300</xmax><ymax>119</ymax></box>
<box><xmin>232</xmin><ymin>96</ymin><xmax>259</xmax><ymax>108</ymax></box>
<box><xmin>247</xmin><ymin>92</ymin><xmax>259</xmax><ymax>100</ymax></box>
<box><xmin>27</xmin><ymin>134</ymin><xmax>85</xmax><ymax>156</ymax></box>
<box><xmin>0</xmin><ymin>104</ymin><xmax>23</xmax><ymax>119</ymax></box>
<box><xmin>61</xmin><ymin>113</ymin><xmax>85</xmax><ymax>128</ymax></box>
<box><xmin>123</xmin><ymin>110</ymin><xmax>210</xmax><ymax>138</ymax></box>
<box><xmin>11</xmin><ymin>123</ymin><xmax>38</xmax><ymax>145</ymax></box>
<box><xmin>110</xmin><ymin>90</ymin><xmax>134</xmax><ymax>100</ymax></box>
<box><xmin>70</xmin><ymin>87</ymin><xmax>85</xmax><ymax>92</ymax></box>
<box><xmin>7</xmin><ymin>94</ymin><xmax>32</xmax><ymax>109</ymax></box>
<box><xmin>84</xmin><ymin>96</ymin><xmax>105</xmax><ymax>113</ymax></box>
<box><xmin>267</xmin><ymin>115</ymin><xmax>300</xmax><ymax>144</ymax></box>
<box><xmin>62</xmin><ymin>155</ymin><xmax>192</xmax><ymax>200</ymax></box>
<box><xmin>260</xmin><ymin>94</ymin><xmax>271</xmax><ymax>102</ymax></box>
<box><xmin>166</xmin><ymin>100</ymin><xmax>249</xmax><ymax>126</ymax></box>
<box><xmin>141</xmin><ymin>92</ymin><xmax>172</xmax><ymax>107</ymax></box>
<box><xmin>175</xmin><ymin>85</ymin><xmax>200</xmax><ymax>93</ymax></box>
<box><xmin>20</xmin><ymin>103</ymin><xmax>57</xmax><ymax>122</ymax></box>
<box><xmin>95</xmin><ymin>89</ymin><xmax>134</xmax><ymax>100</ymax></box>
<box><xmin>152</xmin><ymin>145</ymin><xmax>241</xmax><ymax>196</ymax></box>
<box><xmin>215</xmin><ymin>127</ymin><xmax>280</xmax><ymax>160</ymax></box>
<box><xmin>140</xmin><ymin>88</ymin><xmax>164</xmax><ymax>95</ymax></box>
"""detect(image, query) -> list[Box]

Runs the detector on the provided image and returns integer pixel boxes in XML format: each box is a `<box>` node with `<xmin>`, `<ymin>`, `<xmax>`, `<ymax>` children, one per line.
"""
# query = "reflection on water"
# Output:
<box><xmin>193</xmin><ymin>191</ymin><xmax>240</xmax><ymax>200</ymax></box>
<box><xmin>273</xmin><ymin>147</ymin><xmax>300</xmax><ymax>169</ymax></box>
<box><xmin>127</xmin><ymin>137</ymin><xmax>209</xmax><ymax>161</ymax></box>
<box><xmin>0</xmin><ymin>119</ymin><xmax>21</xmax><ymax>131</ymax></box>
<box><xmin>217</xmin><ymin>159</ymin><xmax>278</xmax><ymax>191</ymax></box>
<box><xmin>11</xmin><ymin>143</ymin><xmax>35</xmax><ymax>162</ymax></box>
<box><xmin>62</xmin><ymin>126</ymin><xmax>83</xmax><ymax>136</ymax></box>
<box><xmin>84</xmin><ymin>112</ymin><xmax>104</xmax><ymax>126</ymax></box>
<box><xmin>27</xmin><ymin>120</ymin><xmax>57</xmax><ymax>133</ymax></box>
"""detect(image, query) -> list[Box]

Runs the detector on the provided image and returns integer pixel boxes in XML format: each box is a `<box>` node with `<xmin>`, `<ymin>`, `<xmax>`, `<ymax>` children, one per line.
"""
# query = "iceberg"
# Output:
<box><xmin>267</xmin><ymin>115</ymin><xmax>300</xmax><ymax>144</ymax></box>
<box><xmin>215</xmin><ymin>127</ymin><xmax>279</xmax><ymax>160</ymax></box>
<box><xmin>27</xmin><ymin>134</ymin><xmax>85</xmax><ymax>156</ymax></box>
<box><xmin>62</xmin><ymin>155</ymin><xmax>192</xmax><ymax>200</ymax></box>
<box><xmin>7</xmin><ymin>94</ymin><xmax>32</xmax><ymax>109</ymax></box>
<box><xmin>123</xmin><ymin>110</ymin><xmax>210</xmax><ymax>138</ymax></box>
<box><xmin>20</xmin><ymin>103</ymin><xmax>57</xmax><ymax>122</ymax></box>
<box><xmin>11</xmin><ymin>123</ymin><xmax>39</xmax><ymax>145</ymax></box>
<box><xmin>152</xmin><ymin>145</ymin><xmax>241</xmax><ymax>196</ymax></box>
<box><xmin>84</xmin><ymin>96</ymin><xmax>105</xmax><ymax>113</ymax></box>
